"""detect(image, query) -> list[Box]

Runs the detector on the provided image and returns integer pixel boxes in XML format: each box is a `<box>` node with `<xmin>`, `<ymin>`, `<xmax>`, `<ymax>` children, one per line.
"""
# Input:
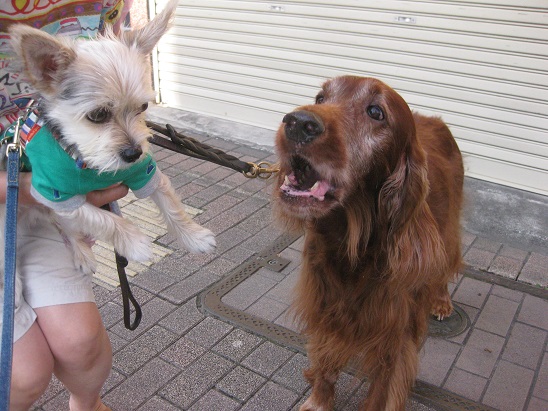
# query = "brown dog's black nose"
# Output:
<box><xmin>120</xmin><ymin>146</ymin><xmax>143</xmax><ymax>163</ymax></box>
<box><xmin>283</xmin><ymin>110</ymin><xmax>325</xmax><ymax>144</ymax></box>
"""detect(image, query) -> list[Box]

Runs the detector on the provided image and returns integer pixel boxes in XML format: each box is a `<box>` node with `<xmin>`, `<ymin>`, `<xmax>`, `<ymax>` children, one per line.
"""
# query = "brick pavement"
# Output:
<box><xmin>30</xmin><ymin>112</ymin><xmax>547</xmax><ymax>410</ymax></box>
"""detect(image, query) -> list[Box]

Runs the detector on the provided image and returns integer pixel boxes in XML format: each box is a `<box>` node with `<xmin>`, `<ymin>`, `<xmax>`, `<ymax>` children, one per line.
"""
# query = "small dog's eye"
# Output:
<box><xmin>315</xmin><ymin>93</ymin><xmax>325</xmax><ymax>104</ymax></box>
<box><xmin>366</xmin><ymin>105</ymin><xmax>384</xmax><ymax>121</ymax></box>
<box><xmin>140</xmin><ymin>103</ymin><xmax>149</xmax><ymax>112</ymax></box>
<box><xmin>87</xmin><ymin>107</ymin><xmax>111</xmax><ymax>124</ymax></box>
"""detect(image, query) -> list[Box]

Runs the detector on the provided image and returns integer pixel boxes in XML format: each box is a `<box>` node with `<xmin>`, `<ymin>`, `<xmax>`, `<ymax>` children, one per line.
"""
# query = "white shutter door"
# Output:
<box><xmin>154</xmin><ymin>0</ymin><xmax>548</xmax><ymax>195</ymax></box>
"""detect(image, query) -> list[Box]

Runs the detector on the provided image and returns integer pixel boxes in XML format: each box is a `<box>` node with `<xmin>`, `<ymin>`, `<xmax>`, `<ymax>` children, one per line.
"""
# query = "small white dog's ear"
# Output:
<box><xmin>9</xmin><ymin>24</ymin><xmax>75</xmax><ymax>93</ymax></box>
<box><xmin>121</xmin><ymin>0</ymin><xmax>178</xmax><ymax>55</ymax></box>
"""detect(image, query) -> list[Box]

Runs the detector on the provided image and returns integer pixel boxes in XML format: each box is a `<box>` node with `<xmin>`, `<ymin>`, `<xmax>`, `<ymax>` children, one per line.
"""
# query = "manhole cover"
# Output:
<box><xmin>428</xmin><ymin>304</ymin><xmax>470</xmax><ymax>338</ymax></box>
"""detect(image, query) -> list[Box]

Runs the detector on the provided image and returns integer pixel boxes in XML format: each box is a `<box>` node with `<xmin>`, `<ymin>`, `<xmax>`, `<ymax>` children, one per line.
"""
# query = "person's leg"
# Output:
<box><xmin>35</xmin><ymin>302</ymin><xmax>112</xmax><ymax>411</ymax></box>
<box><xmin>10</xmin><ymin>321</ymin><xmax>54</xmax><ymax>411</ymax></box>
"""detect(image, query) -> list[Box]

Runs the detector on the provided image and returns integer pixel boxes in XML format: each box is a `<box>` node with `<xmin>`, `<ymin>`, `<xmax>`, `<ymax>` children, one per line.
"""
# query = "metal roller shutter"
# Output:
<box><xmin>153</xmin><ymin>0</ymin><xmax>548</xmax><ymax>195</ymax></box>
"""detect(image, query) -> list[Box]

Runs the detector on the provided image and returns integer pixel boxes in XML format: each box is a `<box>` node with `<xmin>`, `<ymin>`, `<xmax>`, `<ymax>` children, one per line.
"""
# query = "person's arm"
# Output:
<box><xmin>0</xmin><ymin>171</ymin><xmax>36</xmax><ymax>205</ymax></box>
<box><xmin>0</xmin><ymin>171</ymin><xmax>128</xmax><ymax>207</ymax></box>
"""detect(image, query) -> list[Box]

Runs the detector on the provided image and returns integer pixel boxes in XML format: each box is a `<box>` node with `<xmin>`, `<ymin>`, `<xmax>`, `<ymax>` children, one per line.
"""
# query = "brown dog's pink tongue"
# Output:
<box><xmin>280</xmin><ymin>175</ymin><xmax>330</xmax><ymax>200</ymax></box>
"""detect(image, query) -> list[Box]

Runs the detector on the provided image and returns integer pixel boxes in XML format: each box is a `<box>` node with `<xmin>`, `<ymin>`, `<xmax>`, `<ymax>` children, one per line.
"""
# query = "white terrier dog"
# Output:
<box><xmin>5</xmin><ymin>0</ymin><xmax>215</xmax><ymax>273</ymax></box>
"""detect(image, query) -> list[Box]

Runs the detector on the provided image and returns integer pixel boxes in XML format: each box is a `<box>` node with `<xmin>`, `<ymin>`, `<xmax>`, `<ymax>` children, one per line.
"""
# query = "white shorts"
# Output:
<box><xmin>2</xmin><ymin>219</ymin><xmax>95</xmax><ymax>342</ymax></box>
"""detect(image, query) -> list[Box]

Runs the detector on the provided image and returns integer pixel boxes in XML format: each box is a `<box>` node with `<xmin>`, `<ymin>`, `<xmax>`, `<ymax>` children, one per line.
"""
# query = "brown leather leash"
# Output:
<box><xmin>114</xmin><ymin>122</ymin><xmax>278</xmax><ymax>330</ymax></box>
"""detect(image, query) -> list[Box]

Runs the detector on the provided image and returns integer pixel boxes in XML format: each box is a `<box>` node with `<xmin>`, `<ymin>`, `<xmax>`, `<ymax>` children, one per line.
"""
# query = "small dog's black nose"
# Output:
<box><xmin>120</xmin><ymin>146</ymin><xmax>143</xmax><ymax>163</ymax></box>
<box><xmin>283</xmin><ymin>110</ymin><xmax>325</xmax><ymax>144</ymax></box>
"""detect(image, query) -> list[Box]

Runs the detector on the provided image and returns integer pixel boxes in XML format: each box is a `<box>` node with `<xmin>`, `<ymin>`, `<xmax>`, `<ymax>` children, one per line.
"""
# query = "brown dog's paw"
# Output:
<box><xmin>431</xmin><ymin>295</ymin><xmax>454</xmax><ymax>321</ymax></box>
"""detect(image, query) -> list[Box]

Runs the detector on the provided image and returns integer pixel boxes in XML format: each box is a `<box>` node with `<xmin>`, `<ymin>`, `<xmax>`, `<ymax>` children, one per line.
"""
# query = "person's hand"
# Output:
<box><xmin>86</xmin><ymin>183</ymin><xmax>129</xmax><ymax>207</ymax></box>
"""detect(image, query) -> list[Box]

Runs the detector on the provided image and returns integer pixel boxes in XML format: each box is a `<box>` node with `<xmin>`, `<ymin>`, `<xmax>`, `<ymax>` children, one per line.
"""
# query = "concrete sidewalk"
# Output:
<box><xmin>31</xmin><ymin>106</ymin><xmax>547</xmax><ymax>411</ymax></box>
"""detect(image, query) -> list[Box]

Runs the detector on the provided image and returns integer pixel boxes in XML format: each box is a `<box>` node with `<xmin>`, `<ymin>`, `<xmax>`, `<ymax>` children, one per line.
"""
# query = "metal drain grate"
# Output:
<box><xmin>198</xmin><ymin>233</ymin><xmax>497</xmax><ymax>411</ymax></box>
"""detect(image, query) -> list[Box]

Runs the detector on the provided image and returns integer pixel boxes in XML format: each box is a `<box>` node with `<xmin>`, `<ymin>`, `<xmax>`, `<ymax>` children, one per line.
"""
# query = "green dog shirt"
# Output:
<box><xmin>14</xmin><ymin>111</ymin><xmax>159</xmax><ymax>211</ymax></box>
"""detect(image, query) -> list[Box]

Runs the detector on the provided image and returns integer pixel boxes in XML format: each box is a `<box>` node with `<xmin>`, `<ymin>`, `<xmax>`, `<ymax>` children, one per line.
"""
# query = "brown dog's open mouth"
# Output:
<box><xmin>280</xmin><ymin>156</ymin><xmax>335</xmax><ymax>201</ymax></box>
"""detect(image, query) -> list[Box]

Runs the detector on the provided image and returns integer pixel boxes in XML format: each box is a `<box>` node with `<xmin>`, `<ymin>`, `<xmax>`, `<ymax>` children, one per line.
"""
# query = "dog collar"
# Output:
<box><xmin>20</xmin><ymin>108</ymin><xmax>88</xmax><ymax>169</ymax></box>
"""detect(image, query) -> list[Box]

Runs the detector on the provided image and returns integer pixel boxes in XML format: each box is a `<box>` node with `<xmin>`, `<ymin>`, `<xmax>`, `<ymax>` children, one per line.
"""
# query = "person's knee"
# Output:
<box><xmin>11</xmin><ymin>366</ymin><xmax>52</xmax><ymax>408</ymax></box>
<box><xmin>60</xmin><ymin>324</ymin><xmax>111</xmax><ymax>371</ymax></box>
<box><xmin>11</xmin><ymin>323</ymin><xmax>55</xmax><ymax>410</ymax></box>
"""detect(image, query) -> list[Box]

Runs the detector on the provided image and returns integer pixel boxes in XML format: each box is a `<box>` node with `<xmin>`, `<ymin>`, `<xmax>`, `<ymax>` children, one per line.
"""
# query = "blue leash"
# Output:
<box><xmin>0</xmin><ymin>126</ymin><xmax>21</xmax><ymax>409</ymax></box>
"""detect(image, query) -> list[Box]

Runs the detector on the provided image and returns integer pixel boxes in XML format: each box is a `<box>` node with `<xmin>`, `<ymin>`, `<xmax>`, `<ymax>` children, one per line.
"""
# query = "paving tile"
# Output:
<box><xmin>452</xmin><ymin>277</ymin><xmax>492</xmax><ymax>309</ymax></box>
<box><xmin>212</xmin><ymin>328</ymin><xmax>264</xmax><ymax>361</ymax></box>
<box><xmin>274</xmin><ymin>308</ymin><xmax>302</xmax><ymax>334</ymax></box>
<box><xmin>239</xmin><ymin>225</ymin><xmax>286</xmax><ymax>253</ymax></box>
<box><xmin>482</xmin><ymin>360</ymin><xmax>535</xmax><ymax>411</ymax></box>
<box><xmin>100</xmin><ymin>301</ymin><xmax>126</xmax><ymax>329</ymax></box>
<box><xmin>242</xmin><ymin>341</ymin><xmax>294</xmax><ymax>377</ymax></box>
<box><xmin>187</xmin><ymin>389</ymin><xmax>240</xmax><ymax>411</ymax></box>
<box><xmin>160</xmin><ymin>336</ymin><xmax>207</xmax><ymax>370</ymax></box>
<box><xmin>41</xmin><ymin>389</ymin><xmax>70</xmax><ymax>411</ymax></box>
<box><xmin>455</xmin><ymin>329</ymin><xmax>505</xmax><ymax>378</ymax></box>
<box><xmin>498</xmin><ymin>244</ymin><xmax>529</xmax><ymax>261</ymax></box>
<box><xmin>185</xmin><ymin>316</ymin><xmax>233</xmax><ymax>348</ymax></box>
<box><xmin>103</xmin><ymin>357</ymin><xmax>180</xmax><ymax>411</ymax></box>
<box><xmin>113</xmin><ymin>325</ymin><xmax>178</xmax><ymax>375</ymax></box>
<box><xmin>175</xmin><ymin>182</ymin><xmax>204</xmax><ymax>198</ymax></box>
<box><xmin>533</xmin><ymin>352</ymin><xmax>548</xmax><ymax>401</ymax></box>
<box><xmin>527</xmin><ymin>397</ymin><xmax>548</xmax><ymax>411</ymax></box>
<box><xmin>461</xmin><ymin>231</ymin><xmax>476</xmax><ymax>250</ymax></box>
<box><xmin>214</xmin><ymin>227</ymin><xmax>253</xmax><ymax>253</ymax></box>
<box><xmin>239</xmin><ymin>381</ymin><xmax>300</xmax><ymax>411</ymax></box>
<box><xmin>266</xmin><ymin>270</ymin><xmax>300</xmax><ymax>303</ymax></box>
<box><xmin>110</xmin><ymin>297</ymin><xmax>176</xmax><ymax>341</ymax></box>
<box><xmin>217</xmin><ymin>366</ymin><xmax>267</xmax><ymax>401</ymax></box>
<box><xmin>137</xmin><ymin>396</ymin><xmax>181</xmax><ymax>411</ymax></box>
<box><xmin>237</xmin><ymin>207</ymin><xmax>277</xmax><ymax>233</ymax></box>
<box><xmin>159</xmin><ymin>299</ymin><xmax>205</xmax><ymax>335</ymax></box>
<box><xmin>160</xmin><ymin>270</ymin><xmax>220</xmax><ymax>304</ymax></box>
<box><xmin>145</xmin><ymin>253</ymin><xmax>198</xmax><ymax>279</ymax></box>
<box><xmin>333</xmin><ymin>373</ymin><xmax>364</xmax><ymax>409</ymax></box>
<box><xmin>502</xmin><ymin>322</ymin><xmax>546</xmax><ymax>369</ymax></box>
<box><xmin>473</xmin><ymin>237</ymin><xmax>502</xmax><ymax>253</ymax></box>
<box><xmin>341</xmin><ymin>380</ymin><xmax>369</xmax><ymax>411</ymax></box>
<box><xmin>108</xmin><ymin>330</ymin><xmax>129</xmax><ymax>354</ymax></box>
<box><xmin>200</xmin><ymin>256</ymin><xmax>239</xmax><ymax>278</ymax></box>
<box><xmin>475</xmin><ymin>294</ymin><xmax>519</xmax><ymax>336</ymax></box>
<box><xmin>489</xmin><ymin>255</ymin><xmax>523</xmax><ymax>279</ymax></box>
<box><xmin>160</xmin><ymin>352</ymin><xmax>233</xmax><ymax>408</ymax></box>
<box><xmin>518</xmin><ymin>294</ymin><xmax>548</xmax><ymax>330</ymax></box>
<box><xmin>246</xmin><ymin>295</ymin><xmax>290</xmax><ymax>322</ymax></box>
<box><xmin>200</xmin><ymin>193</ymin><xmax>242</xmax><ymax>221</ymax></box>
<box><xmin>129</xmin><ymin>267</ymin><xmax>182</xmax><ymax>294</ymax></box>
<box><xmin>463</xmin><ymin>247</ymin><xmax>496</xmax><ymax>271</ymax></box>
<box><xmin>418</xmin><ymin>337</ymin><xmax>461</xmax><ymax>386</ymax></box>
<box><xmin>222</xmin><ymin>243</ymin><xmax>257</xmax><ymax>264</ymax></box>
<box><xmin>519</xmin><ymin>252</ymin><xmax>548</xmax><ymax>287</ymax></box>
<box><xmin>33</xmin><ymin>376</ymin><xmax>65</xmax><ymax>408</ymax></box>
<box><xmin>490</xmin><ymin>284</ymin><xmax>524</xmax><ymax>302</ymax></box>
<box><xmin>272</xmin><ymin>353</ymin><xmax>310</xmax><ymax>394</ymax></box>
<box><xmin>222</xmin><ymin>273</ymin><xmax>278</xmax><ymax>310</ymax></box>
<box><xmin>443</xmin><ymin>367</ymin><xmax>487</xmax><ymax>402</ymax></box>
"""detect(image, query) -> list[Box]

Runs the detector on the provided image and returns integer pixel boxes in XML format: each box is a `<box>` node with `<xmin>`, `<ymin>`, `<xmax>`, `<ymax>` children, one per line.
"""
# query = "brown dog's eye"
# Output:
<box><xmin>367</xmin><ymin>105</ymin><xmax>384</xmax><ymax>121</ymax></box>
<box><xmin>86</xmin><ymin>107</ymin><xmax>111</xmax><ymax>124</ymax></box>
<box><xmin>140</xmin><ymin>103</ymin><xmax>149</xmax><ymax>112</ymax></box>
<box><xmin>315</xmin><ymin>93</ymin><xmax>325</xmax><ymax>104</ymax></box>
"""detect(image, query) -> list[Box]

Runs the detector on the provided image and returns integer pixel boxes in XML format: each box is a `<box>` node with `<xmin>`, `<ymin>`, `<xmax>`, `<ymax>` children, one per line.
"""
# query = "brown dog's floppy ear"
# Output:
<box><xmin>379</xmin><ymin>130</ymin><xmax>446</xmax><ymax>290</ymax></box>
<box><xmin>379</xmin><ymin>145</ymin><xmax>429</xmax><ymax>235</ymax></box>
<box><xmin>9</xmin><ymin>25</ymin><xmax>76</xmax><ymax>94</ymax></box>
<box><xmin>120</xmin><ymin>0</ymin><xmax>177</xmax><ymax>55</ymax></box>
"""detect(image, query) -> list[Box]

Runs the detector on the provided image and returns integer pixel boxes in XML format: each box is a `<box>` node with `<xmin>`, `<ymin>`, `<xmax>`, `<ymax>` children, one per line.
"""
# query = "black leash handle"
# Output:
<box><xmin>114</xmin><ymin>251</ymin><xmax>142</xmax><ymax>330</ymax></box>
<box><xmin>101</xmin><ymin>202</ymin><xmax>142</xmax><ymax>330</ymax></box>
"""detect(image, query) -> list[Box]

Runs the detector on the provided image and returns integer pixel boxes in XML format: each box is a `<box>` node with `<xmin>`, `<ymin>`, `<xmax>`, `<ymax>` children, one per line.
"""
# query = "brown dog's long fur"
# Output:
<box><xmin>273</xmin><ymin>76</ymin><xmax>464</xmax><ymax>411</ymax></box>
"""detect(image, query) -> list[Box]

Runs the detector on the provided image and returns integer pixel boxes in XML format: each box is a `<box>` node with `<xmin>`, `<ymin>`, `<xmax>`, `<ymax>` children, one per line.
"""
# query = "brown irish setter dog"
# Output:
<box><xmin>273</xmin><ymin>76</ymin><xmax>464</xmax><ymax>411</ymax></box>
